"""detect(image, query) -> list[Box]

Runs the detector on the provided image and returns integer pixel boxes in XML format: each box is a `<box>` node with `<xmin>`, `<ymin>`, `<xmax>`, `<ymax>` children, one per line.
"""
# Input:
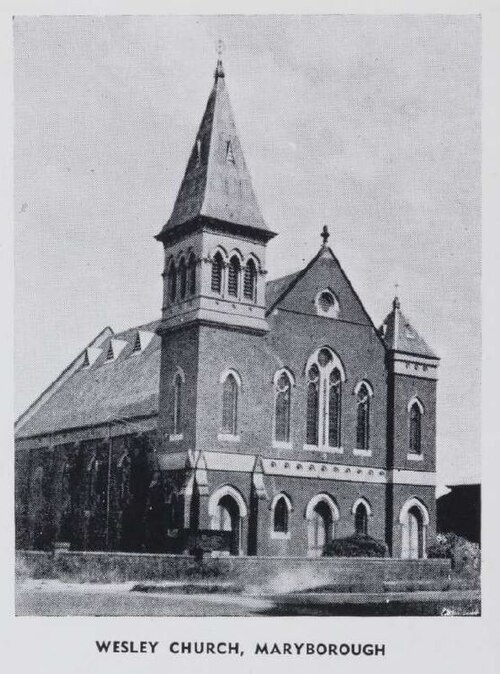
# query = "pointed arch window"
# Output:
<box><xmin>243</xmin><ymin>259</ymin><xmax>257</xmax><ymax>301</ymax></box>
<box><xmin>356</xmin><ymin>383</ymin><xmax>371</xmax><ymax>451</ymax></box>
<box><xmin>273</xmin><ymin>496</ymin><xmax>289</xmax><ymax>534</ymax></box>
<box><xmin>167</xmin><ymin>261</ymin><xmax>177</xmax><ymax>303</ymax></box>
<box><xmin>188</xmin><ymin>253</ymin><xmax>197</xmax><ymax>295</ymax></box>
<box><xmin>409</xmin><ymin>401</ymin><xmax>423</xmax><ymax>454</ymax></box>
<box><xmin>178</xmin><ymin>258</ymin><xmax>187</xmax><ymax>300</ymax></box>
<box><xmin>354</xmin><ymin>501</ymin><xmax>369</xmax><ymax>535</ymax></box>
<box><xmin>328</xmin><ymin>368</ymin><xmax>342</xmax><ymax>448</ymax></box>
<box><xmin>306</xmin><ymin>364</ymin><xmax>320</xmax><ymax>446</ymax></box>
<box><xmin>211</xmin><ymin>252</ymin><xmax>224</xmax><ymax>294</ymax></box>
<box><xmin>172</xmin><ymin>372</ymin><xmax>183</xmax><ymax>437</ymax></box>
<box><xmin>227</xmin><ymin>256</ymin><xmax>240</xmax><ymax>297</ymax></box>
<box><xmin>274</xmin><ymin>371</ymin><xmax>292</xmax><ymax>445</ymax></box>
<box><xmin>305</xmin><ymin>348</ymin><xmax>345</xmax><ymax>451</ymax></box>
<box><xmin>220</xmin><ymin>372</ymin><xmax>239</xmax><ymax>437</ymax></box>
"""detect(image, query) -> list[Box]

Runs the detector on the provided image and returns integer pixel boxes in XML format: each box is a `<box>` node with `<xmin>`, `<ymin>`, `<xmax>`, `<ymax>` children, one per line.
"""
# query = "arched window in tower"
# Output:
<box><xmin>328</xmin><ymin>368</ymin><xmax>342</xmax><ymax>448</ymax></box>
<box><xmin>409</xmin><ymin>401</ymin><xmax>423</xmax><ymax>454</ymax></box>
<box><xmin>243</xmin><ymin>259</ymin><xmax>257</xmax><ymax>301</ymax></box>
<box><xmin>273</xmin><ymin>496</ymin><xmax>290</xmax><ymax>534</ymax></box>
<box><xmin>188</xmin><ymin>253</ymin><xmax>197</xmax><ymax>295</ymax></box>
<box><xmin>172</xmin><ymin>372</ymin><xmax>183</xmax><ymax>436</ymax></box>
<box><xmin>227</xmin><ymin>256</ymin><xmax>240</xmax><ymax>297</ymax></box>
<box><xmin>211</xmin><ymin>252</ymin><xmax>224</xmax><ymax>294</ymax></box>
<box><xmin>306</xmin><ymin>364</ymin><xmax>320</xmax><ymax>446</ymax></box>
<box><xmin>221</xmin><ymin>372</ymin><xmax>239</xmax><ymax>436</ymax></box>
<box><xmin>356</xmin><ymin>383</ymin><xmax>371</xmax><ymax>450</ymax></box>
<box><xmin>167</xmin><ymin>261</ymin><xmax>177</xmax><ymax>303</ymax></box>
<box><xmin>354</xmin><ymin>501</ymin><xmax>369</xmax><ymax>535</ymax></box>
<box><xmin>178</xmin><ymin>257</ymin><xmax>187</xmax><ymax>300</ymax></box>
<box><xmin>274</xmin><ymin>371</ymin><xmax>292</xmax><ymax>444</ymax></box>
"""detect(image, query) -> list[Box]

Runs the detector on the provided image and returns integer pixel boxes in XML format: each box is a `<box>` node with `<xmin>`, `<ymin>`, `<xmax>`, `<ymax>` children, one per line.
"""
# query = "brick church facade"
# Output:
<box><xmin>15</xmin><ymin>58</ymin><xmax>439</xmax><ymax>559</ymax></box>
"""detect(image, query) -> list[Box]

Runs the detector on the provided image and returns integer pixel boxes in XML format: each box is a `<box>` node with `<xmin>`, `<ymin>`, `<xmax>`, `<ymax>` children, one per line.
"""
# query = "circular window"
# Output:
<box><xmin>315</xmin><ymin>290</ymin><xmax>339</xmax><ymax>318</ymax></box>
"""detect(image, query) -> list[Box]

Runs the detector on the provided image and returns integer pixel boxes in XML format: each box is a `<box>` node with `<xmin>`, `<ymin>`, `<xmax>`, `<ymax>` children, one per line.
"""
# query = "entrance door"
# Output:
<box><xmin>308</xmin><ymin>501</ymin><xmax>333</xmax><ymax>557</ymax></box>
<box><xmin>216</xmin><ymin>495</ymin><xmax>241</xmax><ymax>555</ymax></box>
<box><xmin>402</xmin><ymin>506</ymin><xmax>424</xmax><ymax>559</ymax></box>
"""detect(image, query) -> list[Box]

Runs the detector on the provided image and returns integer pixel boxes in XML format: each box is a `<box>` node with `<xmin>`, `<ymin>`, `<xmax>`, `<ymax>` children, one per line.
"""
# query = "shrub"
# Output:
<box><xmin>323</xmin><ymin>533</ymin><xmax>388</xmax><ymax>558</ymax></box>
<box><xmin>427</xmin><ymin>532</ymin><xmax>480</xmax><ymax>575</ymax></box>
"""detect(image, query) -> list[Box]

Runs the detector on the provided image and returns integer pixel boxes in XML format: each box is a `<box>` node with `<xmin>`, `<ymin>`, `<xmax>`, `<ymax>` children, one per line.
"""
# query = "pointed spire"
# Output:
<box><xmin>215</xmin><ymin>58</ymin><xmax>225</xmax><ymax>79</ymax></box>
<box><xmin>156</xmin><ymin>52</ymin><xmax>275</xmax><ymax>242</ymax></box>
<box><xmin>215</xmin><ymin>39</ymin><xmax>225</xmax><ymax>78</ymax></box>
<box><xmin>380</xmin><ymin>295</ymin><xmax>437</xmax><ymax>358</ymax></box>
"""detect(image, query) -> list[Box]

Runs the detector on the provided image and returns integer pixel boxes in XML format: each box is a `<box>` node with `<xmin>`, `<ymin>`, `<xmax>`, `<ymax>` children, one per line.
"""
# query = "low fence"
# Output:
<box><xmin>16</xmin><ymin>550</ymin><xmax>451</xmax><ymax>592</ymax></box>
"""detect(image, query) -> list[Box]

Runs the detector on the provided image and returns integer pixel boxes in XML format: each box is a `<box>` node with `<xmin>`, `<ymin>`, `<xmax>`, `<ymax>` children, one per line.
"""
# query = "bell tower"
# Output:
<box><xmin>155</xmin><ymin>57</ymin><xmax>276</xmax><ymax>336</ymax></box>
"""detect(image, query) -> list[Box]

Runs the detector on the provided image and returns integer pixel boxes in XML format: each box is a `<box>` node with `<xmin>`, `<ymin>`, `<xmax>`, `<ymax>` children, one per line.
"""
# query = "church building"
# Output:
<box><xmin>15</xmin><ymin>57</ymin><xmax>439</xmax><ymax>559</ymax></box>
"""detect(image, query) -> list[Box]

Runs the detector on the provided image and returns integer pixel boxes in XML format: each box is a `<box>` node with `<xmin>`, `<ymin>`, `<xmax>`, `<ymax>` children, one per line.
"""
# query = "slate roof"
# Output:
<box><xmin>15</xmin><ymin>321</ymin><xmax>162</xmax><ymax>438</ymax></box>
<box><xmin>265</xmin><ymin>270</ymin><xmax>302</xmax><ymax>309</ymax></box>
<box><xmin>156</xmin><ymin>59</ymin><xmax>273</xmax><ymax>239</ymax></box>
<box><xmin>381</xmin><ymin>298</ymin><xmax>438</xmax><ymax>359</ymax></box>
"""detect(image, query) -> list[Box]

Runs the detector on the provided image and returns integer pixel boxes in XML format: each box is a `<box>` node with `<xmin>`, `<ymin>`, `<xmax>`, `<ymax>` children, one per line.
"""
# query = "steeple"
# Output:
<box><xmin>156</xmin><ymin>57</ymin><xmax>274</xmax><ymax>336</ymax></box>
<box><xmin>156</xmin><ymin>57</ymin><xmax>275</xmax><ymax>243</ymax></box>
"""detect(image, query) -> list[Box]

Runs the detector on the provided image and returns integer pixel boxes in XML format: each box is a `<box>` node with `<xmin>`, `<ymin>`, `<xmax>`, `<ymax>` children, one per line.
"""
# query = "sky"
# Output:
<box><xmin>14</xmin><ymin>15</ymin><xmax>480</xmax><ymax>485</ymax></box>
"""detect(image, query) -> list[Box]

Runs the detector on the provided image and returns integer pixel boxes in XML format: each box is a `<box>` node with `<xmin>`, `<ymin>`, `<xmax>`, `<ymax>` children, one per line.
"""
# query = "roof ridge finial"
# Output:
<box><xmin>393</xmin><ymin>282</ymin><xmax>400</xmax><ymax>310</ymax></box>
<box><xmin>321</xmin><ymin>225</ymin><xmax>330</xmax><ymax>247</ymax></box>
<box><xmin>215</xmin><ymin>39</ymin><xmax>225</xmax><ymax>79</ymax></box>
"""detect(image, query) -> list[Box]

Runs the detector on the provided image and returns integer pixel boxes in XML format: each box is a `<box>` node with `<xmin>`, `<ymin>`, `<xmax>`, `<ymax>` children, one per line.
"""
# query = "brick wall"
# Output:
<box><xmin>17</xmin><ymin>550</ymin><xmax>451</xmax><ymax>590</ymax></box>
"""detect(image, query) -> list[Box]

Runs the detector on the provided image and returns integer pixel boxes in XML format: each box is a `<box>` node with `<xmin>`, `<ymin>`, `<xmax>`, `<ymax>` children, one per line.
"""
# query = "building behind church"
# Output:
<box><xmin>15</xmin><ymin>57</ymin><xmax>440</xmax><ymax>559</ymax></box>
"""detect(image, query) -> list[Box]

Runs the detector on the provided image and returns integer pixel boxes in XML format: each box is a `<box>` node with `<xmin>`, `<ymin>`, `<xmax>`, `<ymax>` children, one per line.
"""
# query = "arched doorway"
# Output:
<box><xmin>352</xmin><ymin>497</ymin><xmax>372</xmax><ymax>536</ymax></box>
<box><xmin>306</xmin><ymin>494</ymin><xmax>339</xmax><ymax>557</ymax></box>
<box><xmin>400</xmin><ymin>498</ymin><xmax>429</xmax><ymax>559</ymax></box>
<box><xmin>209</xmin><ymin>486</ymin><xmax>248</xmax><ymax>556</ymax></box>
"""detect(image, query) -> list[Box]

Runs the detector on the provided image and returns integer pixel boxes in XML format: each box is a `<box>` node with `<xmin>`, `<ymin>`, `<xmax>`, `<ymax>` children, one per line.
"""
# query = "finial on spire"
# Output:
<box><xmin>215</xmin><ymin>39</ymin><xmax>225</xmax><ymax>79</ymax></box>
<box><xmin>321</xmin><ymin>225</ymin><xmax>330</xmax><ymax>247</ymax></box>
<box><xmin>393</xmin><ymin>282</ymin><xmax>400</xmax><ymax>310</ymax></box>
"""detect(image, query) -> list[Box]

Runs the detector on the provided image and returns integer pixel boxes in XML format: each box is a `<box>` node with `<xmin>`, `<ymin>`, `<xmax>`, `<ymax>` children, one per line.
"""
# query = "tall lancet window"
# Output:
<box><xmin>328</xmin><ymin>368</ymin><xmax>342</xmax><ymax>448</ymax></box>
<box><xmin>354</xmin><ymin>501</ymin><xmax>369</xmax><ymax>535</ymax></box>
<box><xmin>305</xmin><ymin>348</ymin><xmax>346</xmax><ymax>450</ymax></box>
<box><xmin>211</xmin><ymin>252</ymin><xmax>224</xmax><ymax>294</ymax></box>
<box><xmin>409</xmin><ymin>401</ymin><xmax>423</xmax><ymax>454</ymax></box>
<box><xmin>167</xmin><ymin>261</ymin><xmax>177</xmax><ymax>303</ymax></box>
<box><xmin>306</xmin><ymin>364</ymin><xmax>320</xmax><ymax>446</ymax></box>
<box><xmin>243</xmin><ymin>259</ymin><xmax>257</xmax><ymax>302</ymax></box>
<box><xmin>172</xmin><ymin>372</ymin><xmax>183</xmax><ymax>436</ymax></box>
<box><xmin>221</xmin><ymin>372</ymin><xmax>239</xmax><ymax>436</ymax></box>
<box><xmin>188</xmin><ymin>253</ymin><xmax>197</xmax><ymax>295</ymax></box>
<box><xmin>178</xmin><ymin>258</ymin><xmax>187</xmax><ymax>300</ymax></box>
<box><xmin>356</xmin><ymin>383</ymin><xmax>371</xmax><ymax>450</ymax></box>
<box><xmin>227</xmin><ymin>256</ymin><xmax>240</xmax><ymax>297</ymax></box>
<box><xmin>274</xmin><ymin>371</ymin><xmax>292</xmax><ymax>444</ymax></box>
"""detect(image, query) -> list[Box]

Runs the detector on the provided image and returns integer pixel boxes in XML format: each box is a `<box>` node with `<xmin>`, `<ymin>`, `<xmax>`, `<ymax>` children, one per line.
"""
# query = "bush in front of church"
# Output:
<box><xmin>322</xmin><ymin>533</ymin><xmax>388</xmax><ymax>558</ymax></box>
<box><xmin>427</xmin><ymin>532</ymin><xmax>480</xmax><ymax>575</ymax></box>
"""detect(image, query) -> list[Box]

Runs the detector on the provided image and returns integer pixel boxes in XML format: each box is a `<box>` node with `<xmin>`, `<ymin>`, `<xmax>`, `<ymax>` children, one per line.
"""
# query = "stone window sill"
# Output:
<box><xmin>273</xmin><ymin>440</ymin><xmax>292</xmax><ymax>450</ymax></box>
<box><xmin>303</xmin><ymin>444</ymin><xmax>343</xmax><ymax>454</ymax></box>
<box><xmin>168</xmin><ymin>434</ymin><xmax>183</xmax><ymax>442</ymax></box>
<box><xmin>353</xmin><ymin>448</ymin><xmax>372</xmax><ymax>457</ymax></box>
<box><xmin>271</xmin><ymin>531</ymin><xmax>291</xmax><ymax>540</ymax></box>
<box><xmin>218</xmin><ymin>433</ymin><xmax>241</xmax><ymax>442</ymax></box>
<box><xmin>407</xmin><ymin>453</ymin><xmax>424</xmax><ymax>462</ymax></box>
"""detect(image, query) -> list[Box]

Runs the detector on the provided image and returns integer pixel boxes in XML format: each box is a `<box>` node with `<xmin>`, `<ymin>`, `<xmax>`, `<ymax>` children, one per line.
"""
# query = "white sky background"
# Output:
<box><xmin>14</xmin><ymin>15</ymin><xmax>480</xmax><ymax>486</ymax></box>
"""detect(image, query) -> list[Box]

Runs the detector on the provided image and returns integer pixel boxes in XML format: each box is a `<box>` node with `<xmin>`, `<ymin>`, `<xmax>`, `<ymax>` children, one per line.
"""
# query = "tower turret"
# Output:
<box><xmin>156</xmin><ymin>57</ymin><xmax>276</xmax><ymax>336</ymax></box>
